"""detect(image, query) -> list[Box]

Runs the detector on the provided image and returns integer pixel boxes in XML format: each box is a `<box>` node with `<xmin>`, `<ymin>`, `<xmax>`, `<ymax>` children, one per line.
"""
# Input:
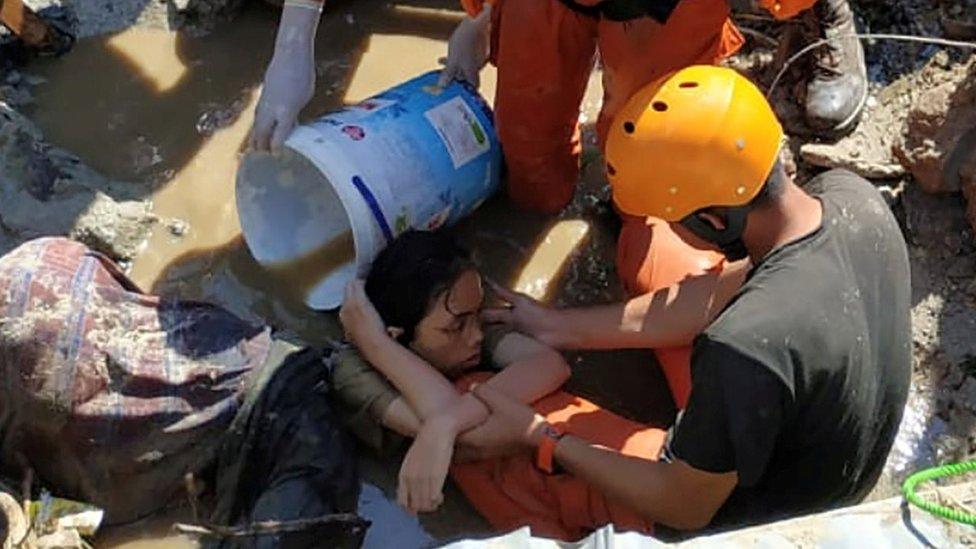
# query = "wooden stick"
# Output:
<box><xmin>174</xmin><ymin>513</ymin><xmax>368</xmax><ymax>539</ymax></box>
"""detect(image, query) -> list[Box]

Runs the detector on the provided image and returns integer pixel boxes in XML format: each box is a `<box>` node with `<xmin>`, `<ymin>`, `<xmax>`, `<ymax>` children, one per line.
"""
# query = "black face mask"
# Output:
<box><xmin>679</xmin><ymin>206</ymin><xmax>751</xmax><ymax>262</ymax></box>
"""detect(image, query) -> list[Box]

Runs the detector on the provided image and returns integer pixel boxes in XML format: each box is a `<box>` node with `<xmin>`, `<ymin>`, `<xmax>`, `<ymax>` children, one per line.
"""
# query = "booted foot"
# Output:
<box><xmin>803</xmin><ymin>0</ymin><xmax>867</xmax><ymax>136</ymax></box>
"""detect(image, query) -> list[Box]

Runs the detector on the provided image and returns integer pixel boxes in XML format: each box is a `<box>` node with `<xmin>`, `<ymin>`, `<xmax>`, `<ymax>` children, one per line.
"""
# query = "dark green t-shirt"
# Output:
<box><xmin>669</xmin><ymin>169</ymin><xmax>912</xmax><ymax>528</ymax></box>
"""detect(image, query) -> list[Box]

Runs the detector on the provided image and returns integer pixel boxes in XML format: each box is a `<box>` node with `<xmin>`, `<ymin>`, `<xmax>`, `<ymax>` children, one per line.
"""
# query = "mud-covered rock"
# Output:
<box><xmin>0</xmin><ymin>101</ymin><xmax>155</xmax><ymax>260</ymax></box>
<box><xmin>960</xmin><ymin>148</ymin><xmax>976</xmax><ymax>237</ymax></box>
<box><xmin>893</xmin><ymin>54</ymin><xmax>976</xmax><ymax>194</ymax></box>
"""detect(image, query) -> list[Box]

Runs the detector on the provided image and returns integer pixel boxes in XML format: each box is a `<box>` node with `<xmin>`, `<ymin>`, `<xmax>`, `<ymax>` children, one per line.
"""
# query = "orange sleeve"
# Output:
<box><xmin>758</xmin><ymin>0</ymin><xmax>818</xmax><ymax>20</ymax></box>
<box><xmin>460</xmin><ymin>0</ymin><xmax>494</xmax><ymax>18</ymax></box>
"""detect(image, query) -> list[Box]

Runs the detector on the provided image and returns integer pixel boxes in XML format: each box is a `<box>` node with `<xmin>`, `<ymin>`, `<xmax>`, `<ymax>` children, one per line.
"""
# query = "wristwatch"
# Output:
<box><xmin>535</xmin><ymin>423</ymin><xmax>566</xmax><ymax>474</ymax></box>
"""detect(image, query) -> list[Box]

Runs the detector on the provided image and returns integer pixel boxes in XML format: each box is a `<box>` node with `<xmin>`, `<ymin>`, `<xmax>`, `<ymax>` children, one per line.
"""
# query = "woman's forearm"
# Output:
<box><xmin>380</xmin><ymin>346</ymin><xmax>570</xmax><ymax>441</ymax></box>
<box><xmin>359</xmin><ymin>332</ymin><xmax>463</xmax><ymax>420</ymax></box>
<box><xmin>382</xmin><ymin>394</ymin><xmax>485</xmax><ymax>439</ymax></box>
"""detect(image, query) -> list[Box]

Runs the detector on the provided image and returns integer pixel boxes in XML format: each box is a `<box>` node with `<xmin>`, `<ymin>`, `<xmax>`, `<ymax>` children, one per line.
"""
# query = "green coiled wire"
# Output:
<box><xmin>902</xmin><ymin>460</ymin><xmax>976</xmax><ymax>526</ymax></box>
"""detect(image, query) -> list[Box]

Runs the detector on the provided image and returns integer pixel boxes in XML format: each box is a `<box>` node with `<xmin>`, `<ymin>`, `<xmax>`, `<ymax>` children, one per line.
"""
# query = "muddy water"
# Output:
<box><xmin>262</xmin><ymin>230</ymin><xmax>356</xmax><ymax>303</ymax></box>
<box><xmin>24</xmin><ymin>1</ymin><xmax>677</xmax><ymax>546</ymax></box>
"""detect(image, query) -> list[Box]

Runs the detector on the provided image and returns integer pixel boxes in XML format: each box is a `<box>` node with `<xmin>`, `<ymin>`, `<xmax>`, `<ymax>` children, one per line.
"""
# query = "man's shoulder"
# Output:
<box><xmin>806</xmin><ymin>168</ymin><xmax>877</xmax><ymax>197</ymax></box>
<box><xmin>809</xmin><ymin>169</ymin><xmax>899</xmax><ymax>227</ymax></box>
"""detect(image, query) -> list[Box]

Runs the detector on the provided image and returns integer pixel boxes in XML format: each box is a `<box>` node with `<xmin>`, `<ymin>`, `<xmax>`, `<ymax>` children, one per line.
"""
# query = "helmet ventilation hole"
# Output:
<box><xmin>607</xmin><ymin>163</ymin><xmax>617</xmax><ymax>176</ymax></box>
<box><xmin>652</xmin><ymin>101</ymin><xmax>668</xmax><ymax>112</ymax></box>
<box><xmin>679</xmin><ymin>82</ymin><xmax>698</xmax><ymax>88</ymax></box>
<box><xmin>623</xmin><ymin>122</ymin><xmax>635</xmax><ymax>134</ymax></box>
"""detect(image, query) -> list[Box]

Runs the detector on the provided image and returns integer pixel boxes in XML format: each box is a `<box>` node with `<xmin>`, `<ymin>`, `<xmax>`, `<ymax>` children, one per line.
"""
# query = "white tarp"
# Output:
<box><xmin>441</xmin><ymin>481</ymin><xmax>976</xmax><ymax>549</ymax></box>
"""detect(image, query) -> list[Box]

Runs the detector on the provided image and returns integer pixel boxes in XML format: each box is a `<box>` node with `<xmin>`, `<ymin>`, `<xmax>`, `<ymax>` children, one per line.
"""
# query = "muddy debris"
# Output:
<box><xmin>0</xmin><ymin>101</ymin><xmax>156</xmax><ymax>260</ymax></box>
<box><xmin>798</xmin><ymin>86</ymin><xmax>909</xmax><ymax>180</ymax></box>
<box><xmin>166</xmin><ymin>218</ymin><xmax>190</xmax><ymax>237</ymax></box>
<box><xmin>0</xmin><ymin>69</ymin><xmax>43</xmax><ymax>109</ymax></box>
<box><xmin>894</xmin><ymin>53</ymin><xmax>976</xmax><ymax>193</ymax></box>
<box><xmin>893</xmin><ymin>52</ymin><xmax>976</xmax><ymax>239</ymax></box>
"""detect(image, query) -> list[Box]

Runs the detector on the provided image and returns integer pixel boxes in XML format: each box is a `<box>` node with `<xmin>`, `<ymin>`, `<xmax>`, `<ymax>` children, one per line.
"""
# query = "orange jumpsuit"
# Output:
<box><xmin>461</xmin><ymin>0</ymin><xmax>816</xmax><ymax>214</ymax></box>
<box><xmin>616</xmin><ymin>217</ymin><xmax>725</xmax><ymax>409</ymax></box>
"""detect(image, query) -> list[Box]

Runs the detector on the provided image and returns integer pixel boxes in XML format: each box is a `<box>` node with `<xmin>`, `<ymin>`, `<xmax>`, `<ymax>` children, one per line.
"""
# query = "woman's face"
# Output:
<box><xmin>409</xmin><ymin>269</ymin><xmax>485</xmax><ymax>377</ymax></box>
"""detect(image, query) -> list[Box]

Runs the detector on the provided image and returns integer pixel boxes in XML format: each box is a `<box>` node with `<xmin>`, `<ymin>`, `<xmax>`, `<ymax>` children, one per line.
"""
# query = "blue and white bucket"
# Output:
<box><xmin>236</xmin><ymin>71</ymin><xmax>502</xmax><ymax>309</ymax></box>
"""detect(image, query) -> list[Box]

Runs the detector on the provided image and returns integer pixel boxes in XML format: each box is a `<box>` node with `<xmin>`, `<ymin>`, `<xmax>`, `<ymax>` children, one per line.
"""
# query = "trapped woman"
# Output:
<box><xmin>335</xmin><ymin>230</ymin><xmax>672</xmax><ymax>540</ymax></box>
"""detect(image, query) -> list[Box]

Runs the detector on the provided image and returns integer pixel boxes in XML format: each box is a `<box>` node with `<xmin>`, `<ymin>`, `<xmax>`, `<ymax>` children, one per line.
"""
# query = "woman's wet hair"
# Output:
<box><xmin>365</xmin><ymin>230</ymin><xmax>474</xmax><ymax>345</ymax></box>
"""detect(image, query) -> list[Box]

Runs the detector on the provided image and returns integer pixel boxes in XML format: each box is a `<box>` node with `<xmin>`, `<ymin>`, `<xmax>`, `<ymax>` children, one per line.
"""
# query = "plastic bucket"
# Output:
<box><xmin>236</xmin><ymin>71</ymin><xmax>502</xmax><ymax>309</ymax></box>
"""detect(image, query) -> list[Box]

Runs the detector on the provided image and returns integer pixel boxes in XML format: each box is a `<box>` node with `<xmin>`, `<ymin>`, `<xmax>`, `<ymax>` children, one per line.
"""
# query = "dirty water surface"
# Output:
<box><xmin>25</xmin><ymin>2</ymin><xmax>674</xmax><ymax>547</ymax></box>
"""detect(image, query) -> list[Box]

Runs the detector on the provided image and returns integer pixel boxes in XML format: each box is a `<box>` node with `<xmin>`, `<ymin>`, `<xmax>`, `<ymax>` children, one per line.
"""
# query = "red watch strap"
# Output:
<box><xmin>535</xmin><ymin>423</ymin><xmax>565</xmax><ymax>474</ymax></box>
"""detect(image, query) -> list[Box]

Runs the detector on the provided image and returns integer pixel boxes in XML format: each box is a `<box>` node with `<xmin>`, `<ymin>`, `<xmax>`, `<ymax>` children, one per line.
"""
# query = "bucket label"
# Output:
<box><xmin>424</xmin><ymin>97</ymin><xmax>490</xmax><ymax>169</ymax></box>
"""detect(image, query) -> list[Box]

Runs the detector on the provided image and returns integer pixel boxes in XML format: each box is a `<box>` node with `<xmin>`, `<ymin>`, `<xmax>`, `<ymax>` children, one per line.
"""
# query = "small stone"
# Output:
<box><xmin>4</xmin><ymin>70</ymin><xmax>21</xmax><ymax>85</ymax></box>
<box><xmin>345</xmin><ymin>13</ymin><xmax>355</xmax><ymax>24</ymax></box>
<box><xmin>167</xmin><ymin>218</ymin><xmax>189</xmax><ymax>237</ymax></box>
<box><xmin>800</xmin><ymin>142</ymin><xmax>905</xmax><ymax>179</ymax></box>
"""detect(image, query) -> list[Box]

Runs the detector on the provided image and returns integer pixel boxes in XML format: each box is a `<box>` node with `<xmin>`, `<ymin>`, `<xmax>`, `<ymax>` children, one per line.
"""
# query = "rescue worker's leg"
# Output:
<box><xmin>616</xmin><ymin>219</ymin><xmax>725</xmax><ymax>409</ymax></box>
<box><xmin>593</xmin><ymin>0</ymin><xmax>743</xmax><ymax>408</ymax></box>
<box><xmin>594</xmin><ymin>0</ymin><xmax>743</xmax><ymax>144</ymax></box>
<box><xmin>492</xmin><ymin>0</ymin><xmax>598</xmax><ymax>214</ymax></box>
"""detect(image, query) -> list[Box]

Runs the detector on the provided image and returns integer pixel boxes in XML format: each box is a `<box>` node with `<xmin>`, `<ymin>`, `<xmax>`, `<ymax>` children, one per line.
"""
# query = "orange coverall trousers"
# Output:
<box><xmin>462</xmin><ymin>0</ymin><xmax>816</xmax><ymax>214</ymax></box>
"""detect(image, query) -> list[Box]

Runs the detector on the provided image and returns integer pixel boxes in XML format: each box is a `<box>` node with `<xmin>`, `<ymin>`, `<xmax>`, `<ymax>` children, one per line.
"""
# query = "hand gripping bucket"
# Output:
<box><xmin>236</xmin><ymin>72</ymin><xmax>502</xmax><ymax>309</ymax></box>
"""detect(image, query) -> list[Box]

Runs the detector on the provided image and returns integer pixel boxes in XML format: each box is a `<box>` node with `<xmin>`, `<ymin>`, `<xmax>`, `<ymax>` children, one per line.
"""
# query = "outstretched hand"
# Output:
<box><xmin>481</xmin><ymin>281</ymin><xmax>559</xmax><ymax>345</ymax></box>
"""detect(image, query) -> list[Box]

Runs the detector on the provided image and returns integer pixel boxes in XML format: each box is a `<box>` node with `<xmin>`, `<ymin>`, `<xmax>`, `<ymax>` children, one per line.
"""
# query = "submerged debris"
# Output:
<box><xmin>0</xmin><ymin>101</ymin><xmax>155</xmax><ymax>261</ymax></box>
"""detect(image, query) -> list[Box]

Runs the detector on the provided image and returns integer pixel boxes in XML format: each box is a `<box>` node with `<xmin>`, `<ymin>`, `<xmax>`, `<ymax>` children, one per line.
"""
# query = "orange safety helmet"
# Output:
<box><xmin>605</xmin><ymin>65</ymin><xmax>784</xmax><ymax>222</ymax></box>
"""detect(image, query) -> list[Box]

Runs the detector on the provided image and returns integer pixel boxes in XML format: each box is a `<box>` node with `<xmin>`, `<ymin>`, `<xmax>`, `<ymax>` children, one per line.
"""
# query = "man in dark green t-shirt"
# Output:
<box><xmin>463</xmin><ymin>66</ymin><xmax>911</xmax><ymax>532</ymax></box>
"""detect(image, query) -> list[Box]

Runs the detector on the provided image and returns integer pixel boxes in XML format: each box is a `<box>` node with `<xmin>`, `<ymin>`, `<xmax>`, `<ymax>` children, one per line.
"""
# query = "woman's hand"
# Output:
<box><xmin>398</xmin><ymin>415</ymin><xmax>459</xmax><ymax>513</ymax></box>
<box><xmin>339</xmin><ymin>279</ymin><xmax>388</xmax><ymax>348</ymax></box>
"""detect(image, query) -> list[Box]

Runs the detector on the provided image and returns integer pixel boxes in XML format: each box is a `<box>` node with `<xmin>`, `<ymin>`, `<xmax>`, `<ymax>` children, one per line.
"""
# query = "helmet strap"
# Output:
<box><xmin>679</xmin><ymin>206</ymin><xmax>751</xmax><ymax>262</ymax></box>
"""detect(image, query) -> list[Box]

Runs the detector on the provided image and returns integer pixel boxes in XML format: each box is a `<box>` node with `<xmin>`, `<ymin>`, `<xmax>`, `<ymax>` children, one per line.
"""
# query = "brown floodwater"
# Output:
<box><xmin>262</xmin><ymin>229</ymin><xmax>356</xmax><ymax>303</ymax></box>
<box><xmin>25</xmin><ymin>1</ymin><xmax>674</xmax><ymax>546</ymax></box>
